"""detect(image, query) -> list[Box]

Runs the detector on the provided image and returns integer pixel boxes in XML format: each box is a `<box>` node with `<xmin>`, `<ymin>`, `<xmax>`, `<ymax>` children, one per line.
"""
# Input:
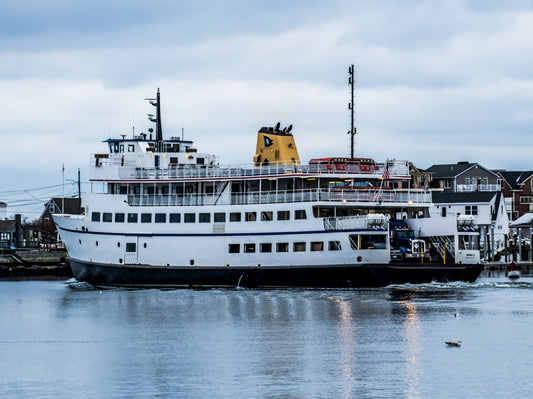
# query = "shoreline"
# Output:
<box><xmin>0</xmin><ymin>262</ymin><xmax>73</xmax><ymax>279</ymax></box>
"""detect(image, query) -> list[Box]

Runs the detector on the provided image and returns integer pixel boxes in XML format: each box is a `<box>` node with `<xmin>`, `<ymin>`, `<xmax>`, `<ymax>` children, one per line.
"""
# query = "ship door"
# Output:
<box><xmin>124</xmin><ymin>239</ymin><xmax>139</xmax><ymax>264</ymax></box>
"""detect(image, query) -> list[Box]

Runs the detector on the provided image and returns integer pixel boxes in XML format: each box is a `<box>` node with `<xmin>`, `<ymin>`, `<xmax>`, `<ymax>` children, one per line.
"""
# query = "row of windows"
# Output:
<box><xmin>228</xmin><ymin>241</ymin><xmax>341</xmax><ymax>253</ymax></box>
<box><xmin>91</xmin><ymin>210</ymin><xmax>307</xmax><ymax>223</ymax></box>
<box><xmin>520</xmin><ymin>196</ymin><xmax>532</xmax><ymax>204</ymax></box>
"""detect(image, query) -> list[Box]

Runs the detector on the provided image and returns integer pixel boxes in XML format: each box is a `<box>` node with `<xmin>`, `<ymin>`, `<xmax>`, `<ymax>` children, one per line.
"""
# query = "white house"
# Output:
<box><xmin>430</xmin><ymin>191</ymin><xmax>509</xmax><ymax>260</ymax></box>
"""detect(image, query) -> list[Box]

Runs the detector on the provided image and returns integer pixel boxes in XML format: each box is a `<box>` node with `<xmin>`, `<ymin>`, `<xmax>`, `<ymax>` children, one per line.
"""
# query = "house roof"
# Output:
<box><xmin>498</xmin><ymin>171</ymin><xmax>533</xmax><ymax>190</ymax></box>
<box><xmin>0</xmin><ymin>220</ymin><xmax>16</xmax><ymax>232</ymax></box>
<box><xmin>426</xmin><ymin>162</ymin><xmax>475</xmax><ymax>178</ymax></box>
<box><xmin>432</xmin><ymin>191</ymin><xmax>498</xmax><ymax>204</ymax></box>
<box><xmin>510</xmin><ymin>212</ymin><xmax>533</xmax><ymax>227</ymax></box>
<box><xmin>426</xmin><ymin>162</ymin><xmax>497</xmax><ymax>179</ymax></box>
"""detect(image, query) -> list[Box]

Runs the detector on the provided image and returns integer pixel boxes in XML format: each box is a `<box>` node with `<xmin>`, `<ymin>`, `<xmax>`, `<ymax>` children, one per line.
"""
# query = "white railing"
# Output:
<box><xmin>126</xmin><ymin>188</ymin><xmax>431</xmax><ymax>207</ymax></box>
<box><xmin>456</xmin><ymin>184</ymin><xmax>501</xmax><ymax>192</ymax></box>
<box><xmin>323</xmin><ymin>215</ymin><xmax>388</xmax><ymax>231</ymax></box>
<box><xmin>92</xmin><ymin>155</ymin><xmax>410</xmax><ymax>180</ymax></box>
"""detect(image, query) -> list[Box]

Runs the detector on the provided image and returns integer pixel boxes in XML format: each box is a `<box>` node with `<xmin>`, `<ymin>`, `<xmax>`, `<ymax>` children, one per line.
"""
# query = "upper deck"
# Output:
<box><xmin>90</xmin><ymin>154</ymin><xmax>411</xmax><ymax>182</ymax></box>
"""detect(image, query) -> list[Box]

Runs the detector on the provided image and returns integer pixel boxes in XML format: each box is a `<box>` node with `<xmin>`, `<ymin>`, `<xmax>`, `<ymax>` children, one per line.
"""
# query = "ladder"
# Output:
<box><xmin>427</xmin><ymin>236</ymin><xmax>455</xmax><ymax>263</ymax></box>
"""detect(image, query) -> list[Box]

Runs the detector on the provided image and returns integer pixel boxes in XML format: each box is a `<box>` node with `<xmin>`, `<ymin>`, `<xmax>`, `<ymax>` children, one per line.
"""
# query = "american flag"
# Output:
<box><xmin>382</xmin><ymin>164</ymin><xmax>389</xmax><ymax>179</ymax></box>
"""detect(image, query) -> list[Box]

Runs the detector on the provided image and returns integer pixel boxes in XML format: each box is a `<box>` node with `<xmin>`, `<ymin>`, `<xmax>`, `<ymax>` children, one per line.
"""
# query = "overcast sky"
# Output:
<box><xmin>2</xmin><ymin>0</ymin><xmax>533</xmax><ymax>218</ymax></box>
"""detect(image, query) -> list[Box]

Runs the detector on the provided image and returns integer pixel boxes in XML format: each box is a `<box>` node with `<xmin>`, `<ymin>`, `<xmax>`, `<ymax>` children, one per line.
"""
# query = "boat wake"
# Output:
<box><xmin>387</xmin><ymin>279</ymin><xmax>533</xmax><ymax>290</ymax></box>
<box><xmin>64</xmin><ymin>278</ymin><xmax>102</xmax><ymax>291</ymax></box>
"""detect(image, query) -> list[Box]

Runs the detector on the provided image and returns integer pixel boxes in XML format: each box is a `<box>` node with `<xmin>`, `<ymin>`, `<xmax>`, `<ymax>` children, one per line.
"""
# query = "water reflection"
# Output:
<box><xmin>398</xmin><ymin>300</ymin><xmax>422</xmax><ymax>399</ymax></box>
<box><xmin>325</xmin><ymin>296</ymin><xmax>357</xmax><ymax>399</ymax></box>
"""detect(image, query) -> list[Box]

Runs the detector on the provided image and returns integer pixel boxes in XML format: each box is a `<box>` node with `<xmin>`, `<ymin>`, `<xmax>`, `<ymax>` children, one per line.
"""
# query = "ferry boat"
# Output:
<box><xmin>53</xmin><ymin>90</ymin><xmax>483</xmax><ymax>288</ymax></box>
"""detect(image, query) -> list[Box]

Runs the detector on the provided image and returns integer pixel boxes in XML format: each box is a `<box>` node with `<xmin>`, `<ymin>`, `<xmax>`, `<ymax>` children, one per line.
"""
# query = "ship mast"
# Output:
<box><xmin>348</xmin><ymin>65</ymin><xmax>356</xmax><ymax>160</ymax></box>
<box><xmin>145</xmin><ymin>88</ymin><xmax>163</xmax><ymax>151</ymax></box>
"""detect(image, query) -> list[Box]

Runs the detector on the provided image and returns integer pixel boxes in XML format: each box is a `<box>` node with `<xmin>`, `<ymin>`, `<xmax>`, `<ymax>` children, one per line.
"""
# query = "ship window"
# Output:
<box><xmin>128</xmin><ymin>213</ymin><xmax>138</xmax><ymax>223</ymax></box>
<box><xmin>311</xmin><ymin>242</ymin><xmax>324</xmax><ymax>251</ymax></box>
<box><xmin>245</xmin><ymin>212</ymin><xmax>257</xmax><ymax>222</ymax></box>
<box><xmin>230</xmin><ymin>212</ymin><xmax>241</xmax><ymax>222</ymax></box>
<box><xmin>155</xmin><ymin>213</ymin><xmax>166</xmax><ymax>223</ymax></box>
<box><xmin>184</xmin><ymin>213</ymin><xmax>196</xmax><ymax>223</ymax></box>
<box><xmin>117</xmin><ymin>242</ymin><xmax>121</xmax><ymax>247</ymax></box>
<box><xmin>277</xmin><ymin>211</ymin><xmax>290</xmax><ymax>221</ymax></box>
<box><xmin>102</xmin><ymin>213</ymin><xmax>112</xmax><ymax>222</ymax></box>
<box><xmin>91</xmin><ymin>212</ymin><xmax>101</xmax><ymax>222</ymax></box>
<box><xmin>115</xmin><ymin>213</ymin><xmax>125</xmax><ymax>223</ymax></box>
<box><xmin>328</xmin><ymin>241</ymin><xmax>342</xmax><ymax>251</ymax></box>
<box><xmin>128</xmin><ymin>144</ymin><xmax>135</xmax><ymax>152</ymax></box>
<box><xmin>228</xmin><ymin>244</ymin><xmax>240</xmax><ymax>253</ymax></box>
<box><xmin>214</xmin><ymin>213</ymin><xmax>226</xmax><ymax>223</ymax></box>
<box><xmin>119</xmin><ymin>186</ymin><xmax>127</xmax><ymax>194</ymax></box>
<box><xmin>441</xmin><ymin>207</ymin><xmax>447</xmax><ymax>217</ymax></box>
<box><xmin>349</xmin><ymin>235</ymin><xmax>359</xmax><ymax>250</ymax></box>
<box><xmin>295</xmin><ymin>210</ymin><xmax>307</xmax><ymax>220</ymax></box>
<box><xmin>126</xmin><ymin>243</ymin><xmax>136</xmax><ymax>252</ymax></box>
<box><xmin>350</xmin><ymin>234</ymin><xmax>387</xmax><ymax>250</ymax></box>
<box><xmin>260</xmin><ymin>243</ymin><xmax>272</xmax><ymax>253</ymax></box>
<box><xmin>261</xmin><ymin>211</ymin><xmax>273</xmax><ymax>221</ymax></box>
<box><xmin>244</xmin><ymin>243</ymin><xmax>256</xmax><ymax>253</ymax></box>
<box><xmin>141</xmin><ymin>213</ymin><xmax>152</xmax><ymax>223</ymax></box>
<box><xmin>119</xmin><ymin>144</ymin><xmax>124</xmax><ymax>153</ymax></box>
<box><xmin>197</xmin><ymin>157</ymin><xmax>205</xmax><ymax>165</ymax></box>
<box><xmin>293</xmin><ymin>242</ymin><xmax>306</xmax><ymax>252</ymax></box>
<box><xmin>199</xmin><ymin>213</ymin><xmax>211</xmax><ymax>223</ymax></box>
<box><xmin>276</xmin><ymin>242</ymin><xmax>289</xmax><ymax>252</ymax></box>
<box><xmin>170</xmin><ymin>213</ymin><xmax>181</xmax><ymax>223</ymax></box>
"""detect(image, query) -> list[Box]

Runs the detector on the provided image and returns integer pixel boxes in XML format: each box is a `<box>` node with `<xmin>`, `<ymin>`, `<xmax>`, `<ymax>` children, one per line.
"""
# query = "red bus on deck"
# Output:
<box><xmin>308</xmin><ymin>157</ymin><xmax>379</xmax><ymax>173</ymax></box>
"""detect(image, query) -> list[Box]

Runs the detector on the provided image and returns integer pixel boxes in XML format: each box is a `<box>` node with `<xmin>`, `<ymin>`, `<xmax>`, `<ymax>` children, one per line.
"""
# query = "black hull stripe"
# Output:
<box><xmin>68</xmin><ymin>258</ymin><xmax>484</xmax><ymax>288</ymax></box>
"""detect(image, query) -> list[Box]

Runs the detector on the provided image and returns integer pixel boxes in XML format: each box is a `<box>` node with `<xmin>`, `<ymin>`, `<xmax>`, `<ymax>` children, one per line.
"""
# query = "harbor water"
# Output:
<box><xmin>0</xmin><ymin>271</ymin><xmax>532</xmax><ymax>398</ymax></box>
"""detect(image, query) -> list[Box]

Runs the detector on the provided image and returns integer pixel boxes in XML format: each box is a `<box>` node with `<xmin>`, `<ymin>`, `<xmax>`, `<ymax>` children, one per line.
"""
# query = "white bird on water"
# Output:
<box><xmin>445</xmin><ymin>340</ymin><xmax>462</xmax><ymax>347</ymax></box>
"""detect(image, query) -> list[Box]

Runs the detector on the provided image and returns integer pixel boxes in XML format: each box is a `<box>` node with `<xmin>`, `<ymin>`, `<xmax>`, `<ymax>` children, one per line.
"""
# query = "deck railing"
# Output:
<box><xmin>323</xmin><ymin>215</ymin><xmax>388</xmax><ymax>231</ymax></box>
<box><xmin>92</xmin><ymin>156</ymin><xmax>410</xmax><ymax>180</ymax></box>
<box><xmin>126</xmin><ymin>188</ymin><xmax>431</xmax><ymax>207</ymax></box>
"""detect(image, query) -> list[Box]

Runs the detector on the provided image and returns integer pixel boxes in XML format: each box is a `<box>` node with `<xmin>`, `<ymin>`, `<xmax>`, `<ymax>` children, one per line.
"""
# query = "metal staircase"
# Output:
<box><xmin>427</xmin><ymin>236</ymin><xmax>455</xmax><ymax>263</ymax></box>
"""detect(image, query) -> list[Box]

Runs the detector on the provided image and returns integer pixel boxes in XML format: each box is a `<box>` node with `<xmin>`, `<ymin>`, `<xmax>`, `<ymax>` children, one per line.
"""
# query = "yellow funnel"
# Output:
<box><xmin>253</xmin><ymin>124</ymin><xmax>300</xmax><ymax>166</ymax></box>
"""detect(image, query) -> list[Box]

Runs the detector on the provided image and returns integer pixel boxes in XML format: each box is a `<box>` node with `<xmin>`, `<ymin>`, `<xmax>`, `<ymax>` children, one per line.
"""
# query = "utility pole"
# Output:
<box><xmin>348</xmin><ymin>65</ymin><xmax>356</xmax><ymax>160</ymax></box>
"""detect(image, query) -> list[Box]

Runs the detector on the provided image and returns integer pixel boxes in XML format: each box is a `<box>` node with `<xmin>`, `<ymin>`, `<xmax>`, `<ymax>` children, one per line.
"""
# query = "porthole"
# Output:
<box><xmin>117</xmin><ymin>242</ymin><xmax>121</xmax><ymax>248</ymax></box>
<box><xmin>143</xmin><ymin>243</ymin><xmax>147</xmax><ymax>248</ymax></box>
<box><xmin>79</xmin><ymin>239</ymin><xmax>82</xmax><ymax>244</ymax></box>
<box><xmin>357</xmin><ymin>256</ymin><xmax>362</xmax><ymax>262</ymax></box>
<box><xmin>96</xmin><ymin>241</ymin><xmax>99</xmax><ymax>247</ymax></box>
